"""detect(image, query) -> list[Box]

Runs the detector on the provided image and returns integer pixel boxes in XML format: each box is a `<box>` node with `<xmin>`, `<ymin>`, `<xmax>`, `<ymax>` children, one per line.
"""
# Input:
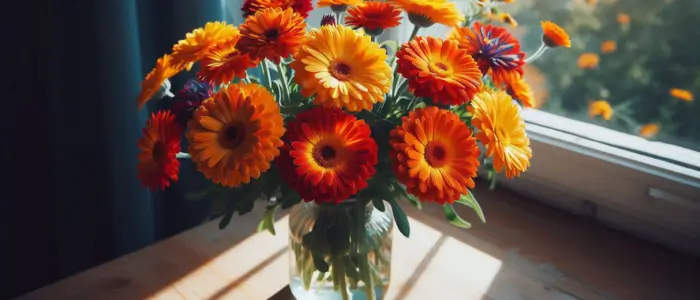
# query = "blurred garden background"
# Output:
<box><xmin>493</xmin><ymin>0</ymin><xmax>700</xmax><ymax>151</ymax></box>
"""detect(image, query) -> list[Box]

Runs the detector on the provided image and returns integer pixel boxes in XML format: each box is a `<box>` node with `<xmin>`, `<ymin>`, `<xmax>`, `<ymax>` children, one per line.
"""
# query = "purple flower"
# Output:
<box><xmin>171</xmin><ymin>80</ymin><xmax>213</xmax><ymax>124</ymax></box>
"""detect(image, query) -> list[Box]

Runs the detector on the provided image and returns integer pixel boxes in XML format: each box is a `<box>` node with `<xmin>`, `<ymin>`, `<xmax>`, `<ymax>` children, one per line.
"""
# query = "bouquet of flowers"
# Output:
<box><xmin>135</xmin><ymin>0</ymin><xmax>569</xmax><ymax>298</ymax></box>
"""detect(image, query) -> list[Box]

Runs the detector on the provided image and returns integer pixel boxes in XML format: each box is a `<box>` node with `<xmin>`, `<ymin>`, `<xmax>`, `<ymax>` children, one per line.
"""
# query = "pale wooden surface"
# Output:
<box><xmin>18</xmin><ymin>184</ymin><xmax>700</xmax><ymax>300</ymax></box>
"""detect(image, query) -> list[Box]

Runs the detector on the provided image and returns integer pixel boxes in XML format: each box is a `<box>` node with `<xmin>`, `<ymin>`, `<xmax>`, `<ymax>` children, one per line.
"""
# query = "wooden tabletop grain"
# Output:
<box><xmin>17</xmin><ymin>184</ymin><xmax>700</xmax><ymax>300</ymax></box>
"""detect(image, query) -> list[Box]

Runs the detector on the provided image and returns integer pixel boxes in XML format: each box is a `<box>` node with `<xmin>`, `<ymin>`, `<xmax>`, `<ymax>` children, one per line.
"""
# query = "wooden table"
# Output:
<box><xmin>18</xmin><ymin>185</ymin><xmax>700</xmax><ymax>300</ymax></box>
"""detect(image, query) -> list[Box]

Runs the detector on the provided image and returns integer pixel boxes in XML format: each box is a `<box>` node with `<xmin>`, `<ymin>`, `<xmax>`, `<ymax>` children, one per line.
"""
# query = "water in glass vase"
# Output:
<box><xmin>288</xmin><ymin>200</ymin><xmax>394</xmax><ymax>300</ymax></box>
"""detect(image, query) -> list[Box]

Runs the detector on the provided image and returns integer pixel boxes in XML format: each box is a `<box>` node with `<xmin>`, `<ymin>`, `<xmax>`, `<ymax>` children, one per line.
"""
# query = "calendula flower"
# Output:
<box><xmin>499</xmin><ymin>13</ymin><xmax>518</xmax><ymax>27</ymax></box>
<box><xmin>449</xmin><ymin>22</ymin><xmax>525</xmax><ymax>86</ymax></box>
<box><xmin>396</xmin><ymin>36</ymin><xmax>483</xmax><ymax>105</ymax></box>
<box><xmin>241</xmin><ymin>0</ymin><xmax>313</xmax><ymax>18</ymax></box>
<box><xmin>541</xmin><ymin>21</ymin><xmax>571</xmax><ymax>48</ymax></box>
<box><xmin>588</xmin><ymin>100</ymin><xmax>613</xmax><ymax>120</ymax></box>
<box><xmin>471</xmin><ymin>91</ymin><xmax>531</xmax><ymax>179</ymax></box>
<box><xmin>171</xmin><ymin>80</ymin><xmax>213</xmax><ymax>125</ymax></box>
<box><xmin>600</xmin><ymin>40</ymin><xmax>616</xmax><ymax>53</ymax></box>
<box><xmin>197</xmin><ymin>37</ymin><xmax>259</xmax><ymax>85</ymax></box>
<box><xmin>345</xmin><ymin>1</ymin><xmax>402</xmax><ymax>34</ymax></box>
<box><xmin>186</xmin><ymin>83</ymin><xmax>285</xmax><ymax>187</ymax></box>
<box><xmin>321</xmin><ymin>13</ymin><xmax>337</xmax><ymax>26</ymax></box>
<box><xmin>171</xmin><ymin>22</ymin><xmax>239</xmax><ymax>69</ymax></box>
<box><xmin>317</xmin><ymin>0</ymin><xmax>364</xmax><ymax>12</ymax></box>
<box><xmin>137</xmin><ymin>110</ymin><xmax>182</xmax><ymax>191</ymax></box>
<box><xmin>578</xmin><ymin>53</ymin><xmax>599</xmax><ymax>69</ymax></box>
<box><xmin>390</xmin><ymin>106</ymin><xmax>480</xmax><ymax>204</ymax></box>
<box><xmin>670</xmin><ymin>88</ymin><xmax>693</xmax><ymax>102</ymax></box>
<box><xmin>639</xmin><ymin>123</ymin><xmax>660</xmax><ymax>139</ymax></box>
<box><xmin>237</xmin><ymin>8</ymin><xmax>307</xmax><ymax>64</ymax></box>
<box><xmin>391</xmin><ymin>0</ymin><xmax>464</xmax><ymax>28</ymax></box>
<box><xmin>617</xmin><ymin>13</ymin><xmax>630</xmax><ymax>24</ymax></box>
<box><xmin>277</xmin><ymin>107</ymin><xmax>378</xmax><ymax>204</ymax></box>
<box><xmin>507</xmin><ymin>78</ymin><xmax>535</xmax><ymax>108</ymax></box>
<box><xmin>291</xmin><ymin>25</ymin><xmax>391</xmax><ymax>111</ymax></box>
<box><xmin>137</xmin><ymin>54</ymin><xmax>183</xmax><ymax>110</ymax></box>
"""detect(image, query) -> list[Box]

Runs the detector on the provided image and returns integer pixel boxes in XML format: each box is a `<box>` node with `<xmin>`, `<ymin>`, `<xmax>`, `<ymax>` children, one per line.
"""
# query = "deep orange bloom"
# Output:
<box><xmin>578</xmin><ymin>53</ymin><xmax>599</xmax><ymax>69</ymax></box>
<box><xmin>277</xmin><ymin>107</ymin><xmax>378</xmax><ymax>204</ymax></box>
<box><xmin>137</xmin><ymin>54</ymin><xmax>183</xmax><ymax>110</ymax></box>
<box><xmin>197</xmin><ymin>37</ymin><xmax>259</xmax><ymax>85</ymax></box>
<box><xmin>670</xmin><ymin>88</ymin><xmax>694</xmax><ymax>102</ymax></box>
<box><xmin>137</xmin><ymin>110</ymin><xmax>182</xmax><ymax>191</ymax></box>
<box><xmin>396</xmin><ymin>36</ymin><xmax>483</xmax><ymax>105</ymax></box>
<box><xmin>600</xmin><ymin>40</ymin><xmax>616</xmax><ymax>53</ymax></box>
<box><xmin>237</xmin><ymin>8</ymin><xmax>307</xmax><ymax>64</ymax></box>
<box><xmin>449</xmin><ymin>22</ymin><xmax>525</xmax><ymax>86</ymax></box>
<box><xmin>507</xmin><ymin>78</ymin><xmax>535</xmax><ymax>108</ymax></box>
<box><xmin>391</xmin><ymin>0</ymin><xmax>464</xmax><ymax>27</ymax></box>
<box><xmin>171</xmin><ymin>22</ymin><xmax>239</xmax><ymax>70</ymax></box>
<box><xmin>241</xmin><ymin>0</ymin><xmax>313</xmax><ymax>18</ymax></box>
<box><xmin>345</xmin><ymin>2</ymin><xmax>402</xmax><ymax>32</ymax></box>
<box><xmin>639</xmin><ymin>123</ymin><xmax>660</xmax><ymax>139</ymax></box>
<box><xmin>187</xmin><ymin>83</ymin><xmax>285</xmax><ymax>187</ymax></box>
<box><xmin>617</xmin><ymin>13</ymin><xmax>630</xmax><ymax>24</ymax></box>
<box><xmin>541</xmin><ymin>21</ymin><xmax>571</xmax><ymax>48</ymax></box>
<box><xmin>471</xmin><ymin>91</ymin><xmax>531</xmax><ymax>179</ymax></box>
<box><xmin>390</xmin><ymin>107</ymin><xmax>480</xmax><ymax>204</ymax></box>
<box><xmin>588</xmin><ymin>100</ymin><xmax>613</xmax><ymax>120</ymax></box>
<box><xmin>317</xmin><ymin>0</ymin><xmax>363</xmax><ymax>10</ymax></box>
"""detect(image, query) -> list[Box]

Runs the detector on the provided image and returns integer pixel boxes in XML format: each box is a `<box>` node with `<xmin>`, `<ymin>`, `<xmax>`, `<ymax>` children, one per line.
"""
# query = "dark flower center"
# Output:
<box><xmin>220</xmin><ymin>123</ymin><xmax>246</xmax><ymax>148</ymax></box>
<box><xmin>425</xmin><ymin>141</ymin><xmax>447</xmax><ymax>168</ymax></box>
<box><xmin>264</xmin><ymin>28</ymin><xmax>280</xmax><ymax>40</ymax></box>
<box><xmin>313</xmin><ymin>144</ymin><xmax>340</xmax><ymax>168</ymax></box>
<box><xmin>330</xmin><ymin>61</ymin><xmax>352</xmax><ymax>80</ymax></box>
<box><xmin>152</xmin><ymin>142</ymin><xmax>166</xmax><ymax>162</ymax></box>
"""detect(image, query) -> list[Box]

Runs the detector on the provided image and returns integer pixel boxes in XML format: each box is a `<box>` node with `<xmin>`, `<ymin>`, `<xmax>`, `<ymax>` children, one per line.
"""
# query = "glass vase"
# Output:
<box><xmin>288</xmin><ymin>199</ymin><xmax>393</xmax><ymax>300</ymax></box>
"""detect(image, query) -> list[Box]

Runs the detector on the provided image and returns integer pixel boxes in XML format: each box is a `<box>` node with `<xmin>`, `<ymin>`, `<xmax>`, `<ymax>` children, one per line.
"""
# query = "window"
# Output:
<box><xmin>382</xmin><ymin>0</ymin><xmax>700</xmax><ymax>256</ymax></box>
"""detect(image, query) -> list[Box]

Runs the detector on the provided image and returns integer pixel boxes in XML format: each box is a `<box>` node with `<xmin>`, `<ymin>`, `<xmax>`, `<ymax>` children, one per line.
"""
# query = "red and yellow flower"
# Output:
<box><xmin>449</xmin><ymin>22</ymin><xmax>526</xmax><ymax>86</ymax></box>
<box><xmin>237</xmin><ymin>8</ymin><xmax>307</xmax><ymax>63</ymax></box>
<box><xmin>186</xmin><ymin>83</ymin><xmax>285</xmax><ymax>187</ymax></box>
<box><xmin>390</xmin><ymin>107</ymin><xmax>481</xmax><ymax>204</ymax></box>
<box><xmin>507</xmin><ymin>78</ymin><xmax>535</xmax><ymax>108</ymax></box>
<box><xmin>137</xmin><ymin>110</ymin><xmax>182</xmax><ymax>191</ymax></box>
<box><xmin>277</xmin><ymin>107</ymin><xmax>378</xmax><ymax>204</ymax></box>
<box><xmin>396</xmin><ymin>36</ymin><xmax>483</xmax><ymax>106</ymax></box>
<box><xmin>241</xmin><ymin>0</ymin><xmax>313</xmax><ymax>18</ymax></box>
<box><xmin>345</xmin><ymin>2</ymin><xmax>402</xmax><ymax>32</ymax></box>
<box><xmin>541</xmin><ymin>21</ymin><xmax>571</xmax><ymax>48</ymax></box>
<box><xmin>171</xmin><ymin>21</ymin><xmax>239</xmax><ymax>70</ymax></box>
<box><xmin>197</xmin><ymin>37</ymin><xmax>259</xmax><ymax>85</ymax></box>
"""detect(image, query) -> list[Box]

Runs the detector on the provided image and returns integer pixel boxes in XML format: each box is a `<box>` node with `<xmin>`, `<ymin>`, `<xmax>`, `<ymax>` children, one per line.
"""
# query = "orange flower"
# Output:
<box><xmin>577</xmin><ymin>52</ymin><xmax>599</xmax><ymax>69</ymax></box>
<box><xmin>522</xmin><ymin>64</ymin><xmax>549</xmax><ymax>108</ymax></box>
<box><xmin>277</xmin><ymin>107</ymin><xmax>378</xmax><ymax>204</ymax></box>
<box><xmin>197</xmin><ymin>37</ymin><xmax>259</xmax><ymax>85</ymax></box>
<box><xmin>670</xmin><ymin>88</ymin><xmax>694</xmax><ymax>102</ymax></box>
<box><xmin>449</xmin><ymin>22</ymin><xmax>525</xmax><ymax>86</ymax></box>
<box><xmin>639</xmin><ymin>123</ymin><xmax>660</xmax><ymax>139</ymax></box>
<box><xmin>541</xmin><ymin>21</ymin><xmax>571</xmax><ymax>48</ymax></box>
<box><xmin>317</xmin><ymin>0</ymin><xmax>364</xmax><ymax>11</ymax></box>
<box><xmin>396</xmin><ymin>36</ymin><xmax>483</xmax><ymax>106</ymax></box>
<box><xmin>617</xmin><ymin>13</ymin><xmax>630</xmax><ymax>24</ymax></box>
<box><xmin>390</xmin><ymin>107</ymin><xmax>480</xmax><ymax>204</ymax></box>
<box><xmin>507</xmin><ymin>78</ymin><xmax>535</xmax><ymax>108</ymax></box>
<box><xmin>241</xmin><ymin>0</ymin><xmax>313</xmax><ymax>18</ymax></box>
<box><xmin>471</xmin><ymin>91</ymin><xmax>531</xmax><ymax>179</ymax></box>
<box><xmin>291</xmin><ymin>25</ymin><xmax>391</xmax><ymax>111</ymax></box>
<box><xmin>585</xmin><ymin>0</ymin><xmax>597</xmax><ymax>6</ymax></box>
<box><xmin>345</xmin><ymin>2</ymin><xmax>402</xmax><ymax>33</ymax></box>
<box><xmin>186</xmin><ymin>83</ymin><xmax>285</xmax><ymax>187</ymax></box>
<box><xmin>588</xmin><ymin>100</ymin><xmax>613</xmax><ymax>120</ymax></box>
<box><xmin>137</xmin><ymin>54</ymin><xmax>183</xmax><ymax>110</ymax></box>
<box><xmin>171</xmin><ymin>22</ymin><xmax>239</xmax><ymax>70</ymax></box>
<box><xmin>137</xmin><ymin>110</ymin><xmax>182</xmax><ymax>191</ymax></box>
<box><xmin>237</xmin><ymin>8</ymin><xmax>306</xmax><ymax>64</ymax></box>
<box><xmin>391</xmin><ymin>0</ymin><xmax>464</xmax><ymax>27</ymax></box>
<box><xmin>600</xmin><ymin>40</ymin><xmax>616</xmax><ymax>54</ymax></box>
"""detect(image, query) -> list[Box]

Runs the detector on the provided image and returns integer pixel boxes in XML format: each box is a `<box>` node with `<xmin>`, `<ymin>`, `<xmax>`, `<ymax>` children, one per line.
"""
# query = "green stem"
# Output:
<box><xmin>407</xmin><ymin>96</ymin><xmax>419</xmax><ymax>111</ymax></box>
<box><xmin>176</xmin><ymin>152</ymin><xmax>191</xmax><ymax>159</ymax></box>
<box><xmin>276</xmin><ymin>62</ymin><xmax>290</xmax><ymax>104</ymax></box>
<box><xmin>261</xmin><ymin>62</ymin><xmax>272</xmax><ymax>90</ymax></box>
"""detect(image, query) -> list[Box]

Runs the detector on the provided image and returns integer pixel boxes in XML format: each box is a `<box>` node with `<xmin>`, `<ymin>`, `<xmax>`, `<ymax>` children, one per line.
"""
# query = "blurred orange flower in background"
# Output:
<box><xmin>639</xmin><ymin>123</ymin><xmax>660</xmax><ymax>139</ymax></box>
<box><xmin>670</xmin><ymin>88</ymin><xmax>694</xmax><ymax>102</ymax></box>
<box><xmin>600</xmin><ymin>40</ymin><xmax>616</xmax><ymax>54</ymax></box>
<box><xmin>577</xmin><ymin>53</ymin><xmax>599</xmax><ymax>69</ymax></box>
<box><xmin>588</xmin><ymin>100</ymin><xmax>614</xmax><ymax>120</ymax></box>
<box><xmin>617</xmin><ymin>13</ymin><xmax>630</xmax><ymax>24</ymax></box>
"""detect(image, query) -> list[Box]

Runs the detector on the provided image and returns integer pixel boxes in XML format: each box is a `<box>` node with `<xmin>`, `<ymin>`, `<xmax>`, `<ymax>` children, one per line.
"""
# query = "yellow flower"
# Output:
<box><xmin>471</xmin><ymin>91</ymin><xmax>531</xmax><ymax>179</ymax></box>
<box><xmin>171</xmin><ymin>22</ymin><xmax>239</xmax><ymax>70</ymax></box>
<box><xmin>507</xmin><ymin>78</ymin><xmax>535</xmax><ymax>108</ymax></box>
<box><xmin>670</xmin><ymin>88</ymin><xmax>693</xmax><ymax>102</ymax></box>
<box><xmin>588</xmin><ymin>100</ymin><xmax>613</xmax><ymax>120</ymax></box>
<box><xmin>391</xmin><ymin>0</ymin><xmax>464</xmax><ymax>28</ymax></box>
<box><xmin>291</xmin><ymin>25</ymin><xmax>391</xmax><ymax>112</ymax></box>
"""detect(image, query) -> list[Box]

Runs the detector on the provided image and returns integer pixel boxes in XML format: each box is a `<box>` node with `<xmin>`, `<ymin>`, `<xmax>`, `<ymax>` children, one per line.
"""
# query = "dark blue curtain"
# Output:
<box><xmin>4</xmin><ymin>0</ymin><xmax>235</xmax><ymax>298</ymax></box>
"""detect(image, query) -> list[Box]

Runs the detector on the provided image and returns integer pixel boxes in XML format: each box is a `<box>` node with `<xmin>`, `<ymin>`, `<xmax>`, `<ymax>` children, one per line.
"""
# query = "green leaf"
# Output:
<box><xmin>387</xmin><ymin>198</ymin><xmax>410</xmax><ymax>237</ymax></box>
<box><xmin>455</xmin><ymin>191</ymin><xmax>486</xmax><ymax>223</ymax></box>
<box><xmin>219</xmin><ymin>210</ymin><xmax>234</xmax><ymax>229</ymax></box>
<box><xmin>442</xmin><ymin>204</ymin><xmax>471</xmax><ymax>229</ymax></box>
<box><xmin>257</xmin><ymin>204</ymin><xmax>279</xmax><ymax>235</ymax></box>
<box><xmin>392</xmin><ymin>182</ymin><xmax>422</xmax><ymax>209</ymax></box>
<box><xmin>372</xmin><ymin>198</ymin><xmax>386</xmax><ymax>212</ymax></box>
<box><xmin>184</xmin><ymin>189</ymin><xmax>210</xmax><ymax>201</ymax></box>
<box><xmin>247</xmin><ymin>75</ymin><xmax>261</xmax><ymax>84</ymax></box>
